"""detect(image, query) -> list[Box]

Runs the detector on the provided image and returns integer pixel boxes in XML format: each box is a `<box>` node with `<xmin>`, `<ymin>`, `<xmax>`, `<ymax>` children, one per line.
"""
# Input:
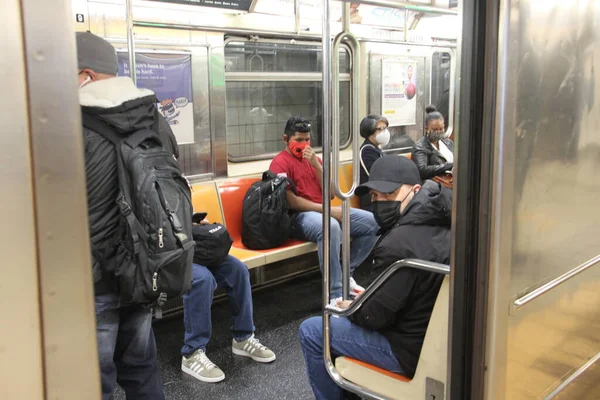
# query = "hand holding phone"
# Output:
<box><xmin>192</xmin><ymin>212</ymin><xmax>208</xmax><ymax>224</ymax></box>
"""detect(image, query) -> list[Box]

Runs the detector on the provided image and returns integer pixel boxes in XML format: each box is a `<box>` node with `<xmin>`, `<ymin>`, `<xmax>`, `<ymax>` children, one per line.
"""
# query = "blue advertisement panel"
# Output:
<box><xmin>118</xmin><ymin>53</ymin><xmax>194</xmax><ymax>144</ymax></box>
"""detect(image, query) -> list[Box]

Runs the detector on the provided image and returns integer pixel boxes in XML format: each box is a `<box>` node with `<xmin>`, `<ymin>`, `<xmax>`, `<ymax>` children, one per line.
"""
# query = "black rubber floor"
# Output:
<box><xmin>113</xmin><ymin>272</ymin><xmax>326</xmax><ymax>400</ymax></box>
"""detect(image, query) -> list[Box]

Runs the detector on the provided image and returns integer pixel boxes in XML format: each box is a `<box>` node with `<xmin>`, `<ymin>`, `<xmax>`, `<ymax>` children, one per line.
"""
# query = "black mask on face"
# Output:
<box><xmin>372</xmin><ymin>188</ymin><xmax>414</xmax><ymax>230</ymax></box>
<box><xmin>372</xmin><ymin>201</ymin><xmax>402</xmax><ymax>230</ymax></box>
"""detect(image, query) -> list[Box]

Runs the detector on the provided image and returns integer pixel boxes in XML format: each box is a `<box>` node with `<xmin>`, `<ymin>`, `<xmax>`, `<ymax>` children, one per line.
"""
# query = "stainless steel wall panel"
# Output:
<box><xmin>20</xmin><ymin>0</ymin><xmax>101</xmax><ymax>398</ymax></box>
<box><xmin>0</xmin><ymin>0</ymin><xmax>44</xmax><ymax>397</ymax></box>
<box><xmin>485</xmin><ymin>0</ymin><xmax>600</xmax><ymax>398</ymax></box>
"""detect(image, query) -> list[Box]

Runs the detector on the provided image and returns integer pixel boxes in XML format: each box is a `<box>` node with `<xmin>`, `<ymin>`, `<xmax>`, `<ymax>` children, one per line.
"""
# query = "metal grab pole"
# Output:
<box><xmin>321</xmin><ymin>0</ymin><xmax>334</xmax><ymax>383</ymax></box>
<box><xmin>294</xmin><ymin>0</ymin><xmax>300</xmax><ymax>34</ymax></box>
<box><xmin>331</xmin><ymin>8</ymin><xmax>361</xmax><ymax>300</ymax></box>
<box><xmin>125</xmin><ymin>0</ymin><xmax>136</xmax><ymax>84</ymax></box>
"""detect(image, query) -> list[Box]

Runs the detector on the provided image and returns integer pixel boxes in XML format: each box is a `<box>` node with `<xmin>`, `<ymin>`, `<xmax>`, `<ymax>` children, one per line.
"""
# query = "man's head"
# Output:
<box><xmin>283</xmin><ymin>117</ymin><xmax>312</xmax><ymax>159</ymax></box>
<box><xmin>76</xmin><ymin>32</ymin><xmax>118</xmax><ymax>88</ymax></box>
<box><xmin>355</xmin><ymin>156</ymin><xmax>421</xmax><ymax>229</ymax></box>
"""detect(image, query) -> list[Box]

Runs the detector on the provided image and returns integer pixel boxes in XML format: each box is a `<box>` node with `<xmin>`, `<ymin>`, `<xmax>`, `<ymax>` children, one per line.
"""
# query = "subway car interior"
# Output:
<box><xmin>3</xmin><ymin>0</ymin><xmax>600</xmax><ymax>399</ymax></box>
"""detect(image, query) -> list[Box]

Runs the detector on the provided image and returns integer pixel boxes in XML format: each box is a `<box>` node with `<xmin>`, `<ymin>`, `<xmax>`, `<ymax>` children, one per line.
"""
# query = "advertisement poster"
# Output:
<box><xmin>118</xmin><ymin>53</ymin><xmax>195</xmax><ymax>144</ymax></box>
<box><xmin>381</xmin><ymin>59</ymin><xmax>417</xmax><ymax>126</ymax></box>
<box><xmin>147</xmin><ymin>0</ymin><xmax>252</xmax><ymax>12</ymax></box>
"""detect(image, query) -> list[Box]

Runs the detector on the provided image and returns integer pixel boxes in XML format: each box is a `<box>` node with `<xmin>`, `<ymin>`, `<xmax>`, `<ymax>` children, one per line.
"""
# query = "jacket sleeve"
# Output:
<box><xmin>157</xmin><ymin>114</ymin><xmax>180</xmax><ymax>159</ymax></box>
<box><xmin>360</xmin><ymin>145</ymin><xmax>381</xmax><ymax>176</ymax></box>
<box><xmin>350</xmin><ymin>268</ymin><xmax>417</xmax><ymax>330</ymax></box>
<box><xmin>411</xmin><ymin>146</ymin><xmax>452</xmax><ymax>180</ymax></box>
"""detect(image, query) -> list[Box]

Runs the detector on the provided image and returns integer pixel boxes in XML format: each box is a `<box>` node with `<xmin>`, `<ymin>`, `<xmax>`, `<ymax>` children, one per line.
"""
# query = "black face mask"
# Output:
<box><xmin>372</xmin><ymin>201</ymin><xmax>402</xmax><ymax>230</ymax></box>
<box><xmin>372</xmin><ymin>188</ymin><xmax>414</xmax><ymax>231</ymax></box>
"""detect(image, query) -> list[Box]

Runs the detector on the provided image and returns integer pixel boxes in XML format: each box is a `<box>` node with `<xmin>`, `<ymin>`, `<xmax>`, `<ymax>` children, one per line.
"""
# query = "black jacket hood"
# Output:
<box><xmin>80</xmin><ymin>76</ymin><xmax>158</xmax><ymax>134</ymax></box>
<box><xmin>396</xmin><ymin>180</ymin><xmax>453</xmax><ymax>227</ymax></box>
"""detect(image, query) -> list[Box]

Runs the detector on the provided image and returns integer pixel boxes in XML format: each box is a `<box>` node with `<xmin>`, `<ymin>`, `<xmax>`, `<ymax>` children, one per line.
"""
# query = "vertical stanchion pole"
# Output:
<box><xmin>294</xmin><ymin>0</ymin><xmax>300</xmax><ymax>34</ymax></box>
<box><xmin>321</xmin><ymin>0</ymin><xmax>333</xmax><ymax>375</ymax></box>
<box><xmin>126</xmin><ymin>0</ymin><xmax>136</xmax><ymax>84</ymax></box>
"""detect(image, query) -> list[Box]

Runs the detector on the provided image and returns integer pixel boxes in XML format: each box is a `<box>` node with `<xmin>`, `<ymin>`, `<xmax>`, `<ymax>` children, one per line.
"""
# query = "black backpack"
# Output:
<box><xmin>192</xmin><ymin>223</ymin><xmax>233</xmax><ymax>268</ymax></box>
<box><xmin>82</xmin><ymin>112</ymin><xmax>194</xmax><ymax>307</ymax></box>
<box><xmin>241</xmin><ymin>170</ymin><xmax>295</xmax><ymax>250</ymax></box>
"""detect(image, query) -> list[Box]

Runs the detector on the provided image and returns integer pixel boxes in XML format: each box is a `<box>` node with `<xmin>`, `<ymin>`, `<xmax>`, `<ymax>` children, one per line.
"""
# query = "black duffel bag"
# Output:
<box><xmin>192</xmin><ymin>223</ymin><xmax>233</xmax><ymax>268</ymax></box>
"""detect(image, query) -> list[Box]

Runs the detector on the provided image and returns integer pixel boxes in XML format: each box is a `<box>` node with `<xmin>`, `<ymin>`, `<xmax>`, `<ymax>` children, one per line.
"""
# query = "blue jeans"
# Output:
<box><xmin>95</xmin><ymin>293</ymin><xmax>164</xmax><ymax>400</ymax></box>
<box><xmin>181</xmin><ymin>255</ymin><xmax>255</xmax><ymax>356</ymax></box>
<box><xmin>292</xmin><ymin>208</ymin><xmax>379</xmax><ymax>300</ymax></box>
<box><xmin>299</xmin><ymin>316</ymin><xmax>404</xmax><ymax>400</ymax></box>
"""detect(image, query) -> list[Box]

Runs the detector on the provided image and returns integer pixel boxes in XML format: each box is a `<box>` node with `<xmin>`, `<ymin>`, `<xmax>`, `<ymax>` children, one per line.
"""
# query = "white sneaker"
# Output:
<box><xmin>181</xmin><ymin>349</ymin><xmax>225</xmax><ymax>383</ymax></box>
<box><xmin>349</xmin><ymin>277</ymin><xmax>365</xmax><ymax>298</ymax></box>
<box><xmin>329</xmin><ymin>296</ymin><xmax>343</xmax><ymax>307</ymax></box>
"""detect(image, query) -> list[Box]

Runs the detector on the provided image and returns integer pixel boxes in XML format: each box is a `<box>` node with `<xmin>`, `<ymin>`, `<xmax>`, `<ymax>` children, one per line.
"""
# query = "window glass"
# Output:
<box><xmin>226</xmin><ymin>81</ymin><xmax>351</xmax><ymax>159</ymax></box>
<box><xmin>225</xmin><ymin>41</ymin><xmax>350</xmax><ymax>73</ymax></box>
<box><xmin>117</xmin><ymin>51</ymin><xmax>212</xmax><ymax>177</ymax></box>
<box><xmin>431</xmin><ymin>51</ymin><xmax>451</xmax><ymax>126</ymax></box>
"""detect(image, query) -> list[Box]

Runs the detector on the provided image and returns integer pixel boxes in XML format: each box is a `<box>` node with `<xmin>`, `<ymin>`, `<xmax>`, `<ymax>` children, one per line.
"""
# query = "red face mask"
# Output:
<box><xmin>288</xmin><ymin>140</ymin><xmax>310</xmax><ymax>159</ymax></box>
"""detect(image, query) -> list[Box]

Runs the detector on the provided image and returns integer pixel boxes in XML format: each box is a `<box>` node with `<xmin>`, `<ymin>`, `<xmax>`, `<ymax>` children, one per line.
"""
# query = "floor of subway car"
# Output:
<box><xmin>114</xmin><ymin>267</ymin><xmax>372</xmax><ymax>400</ymax></box>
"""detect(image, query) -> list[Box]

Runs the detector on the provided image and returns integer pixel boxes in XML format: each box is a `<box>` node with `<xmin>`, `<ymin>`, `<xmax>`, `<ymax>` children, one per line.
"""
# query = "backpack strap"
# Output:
<box><xmin>359</xmin><ymin>144</ymin><xmax>380</xmax><ymax>177</ymax></box>
<box><xmin>81</xmin><ymin>113</ymin><xmax>123</xmax><ymax>146</ymax></box>
<box><xmin>81</xmin><ymin>112</ymin><xmax>150</xmax><ymax>267</ymax></box>
<box><xmin>265</xmin><ymin>169</ymin><xmax>297</xmax><ymax>194</ymax></box>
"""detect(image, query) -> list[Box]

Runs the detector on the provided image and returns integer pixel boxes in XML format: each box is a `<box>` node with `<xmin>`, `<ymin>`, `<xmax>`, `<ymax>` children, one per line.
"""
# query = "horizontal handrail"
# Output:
<box><xmin>323</xmin><ymin>258</ymin><xmax>449</xmax><ymax>399</ymax></box>
<box><xmin>513</xmin><ymin>253</ymin><xmax>600</xmax><ymax>311</ymax></box>
<box><xmin>326</xmin><ymin>259</ymin><xmax>450</xmax><ymax>318</ymax></box>
<box><xmin>544</xmin><ymin>350</ymin><xmax>600</xmax><ymax>399</ymax></box>
<box><xmin>341</xmin><ymin>0</ymin><xmax>458</xmax><ymax>15</ymax></box>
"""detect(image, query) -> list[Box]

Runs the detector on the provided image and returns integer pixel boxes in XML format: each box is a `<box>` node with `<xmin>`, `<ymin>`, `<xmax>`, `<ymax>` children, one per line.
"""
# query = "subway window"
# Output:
<box><xmin>117</xmin><ymin>50</ymin><xmax>212</xmax><ymax>178</ymax></box>
<box><xmin>225</xmin><ymin>40</ymin><xmax>351</xmax><ymax>161</ymax></box>
<box><xmin>431</xmin><ymin>51</ymin><xmax>451</xmax><ymax>128</ymax></box>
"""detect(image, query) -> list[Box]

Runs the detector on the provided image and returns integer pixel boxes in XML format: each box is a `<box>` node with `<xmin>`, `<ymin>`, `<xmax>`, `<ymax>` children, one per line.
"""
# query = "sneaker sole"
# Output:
<box><xmin>181</xmin><ymin>364</ymin><xmax>225</xmax><ymax>383</ymax></box>
<box><xmin>232</xmin><ymin>347</ymin><xmax>276</xmax><ymax>363</ymax></box>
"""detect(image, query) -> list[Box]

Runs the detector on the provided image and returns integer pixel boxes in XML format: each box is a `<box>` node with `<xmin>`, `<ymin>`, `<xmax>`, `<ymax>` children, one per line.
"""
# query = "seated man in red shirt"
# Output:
<box><xmin>270</xmin><ymin>117</ymin><xmax>379</xmax><ymax>305</ymax></box>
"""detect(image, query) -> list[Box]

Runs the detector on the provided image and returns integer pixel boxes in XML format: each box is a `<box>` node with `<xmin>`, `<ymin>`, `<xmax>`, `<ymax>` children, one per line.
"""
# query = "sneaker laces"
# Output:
<box><xmin>190</xmin><ymin>350</ymin><xmax>217</xmax><ymax>370</ymax></box>
<box><xmin>245</xmin><ymin>335</ymin><xmax>268</xmax><ymax>351</ymax></box>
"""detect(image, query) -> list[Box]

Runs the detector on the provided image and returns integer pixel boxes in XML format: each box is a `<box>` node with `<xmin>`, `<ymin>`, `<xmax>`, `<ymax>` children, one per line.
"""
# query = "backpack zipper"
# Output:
<box><xmin>152</xmin><ymin>272</ymin><xmax>158</xmax><ymax>291</ymax></box>
<box><xmin>158</xmin><ymin>228</ymin><xmax>164</xmax><ymax>248</ymax></box>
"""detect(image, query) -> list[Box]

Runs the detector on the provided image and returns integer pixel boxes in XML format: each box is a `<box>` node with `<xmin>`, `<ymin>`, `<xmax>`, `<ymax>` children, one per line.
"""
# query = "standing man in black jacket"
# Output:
<box><xmin>298</xmin><ymin>155</ymin><xmax>451</xmax><ymax>400</ymax></box>
<box><xmin>77</xmin><ymin>32</ymin><xmax>177</xmax><ymax>399</ymax></box>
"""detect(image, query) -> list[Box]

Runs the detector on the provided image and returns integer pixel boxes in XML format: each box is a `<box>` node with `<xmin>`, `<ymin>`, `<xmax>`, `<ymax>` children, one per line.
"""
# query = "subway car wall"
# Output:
<box><xmin>72</xmin><ymin>0</ymin><xmax>458</xmax><ymax>183</ymax></box>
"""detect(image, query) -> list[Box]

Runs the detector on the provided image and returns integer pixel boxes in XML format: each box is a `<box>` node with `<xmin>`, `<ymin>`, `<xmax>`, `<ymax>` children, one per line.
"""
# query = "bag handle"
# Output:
<box><xmin>359</xmin><ymin>144</ymin><xmax>379</xmax><ymax>177</ymax></box>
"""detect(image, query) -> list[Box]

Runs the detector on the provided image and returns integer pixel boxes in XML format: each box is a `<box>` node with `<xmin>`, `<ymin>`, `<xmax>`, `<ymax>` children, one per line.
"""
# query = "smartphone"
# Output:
<box><xmin>192</xmin><ymin>212</ymin><xmax>208</xmax><ymax>224</ymax></box>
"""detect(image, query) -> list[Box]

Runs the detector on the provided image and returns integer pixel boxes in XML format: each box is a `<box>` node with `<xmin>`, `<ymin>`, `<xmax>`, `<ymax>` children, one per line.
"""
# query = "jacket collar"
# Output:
<box><xmin>79</xmin><ymin>77</ymin><xmax>154</xmax><ymax>108</ymax></box>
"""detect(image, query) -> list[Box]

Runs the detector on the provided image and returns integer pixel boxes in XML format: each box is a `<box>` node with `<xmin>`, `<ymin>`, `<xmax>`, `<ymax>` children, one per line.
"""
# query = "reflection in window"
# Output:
<box><xmin>225</xmin><ymin>40</ymin><xmax>352</xmax><ymax>161</ymax></box>
<box><xmin>226</xmin><ymin>81</ymin><xmax>351</xmax><ymax>159</ymax></box>
<box><xmin>431</xmin><ymin>52</ymin><xmax>451</xmax><ymax>126</ymax></box>
<box><xmin>225</xmin><ymin>41</ymin><xmax>350</xmax><ymax>73</ymax></box>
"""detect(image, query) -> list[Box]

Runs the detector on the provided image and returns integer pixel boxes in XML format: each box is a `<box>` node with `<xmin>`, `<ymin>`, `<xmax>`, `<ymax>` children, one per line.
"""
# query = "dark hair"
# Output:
<box><xmin>359</xmin><ymin>114</ymin><xmax>389</xmax><ymax>139</ymax></box>
<box><xmin>425</xmin><ymin>104</ymin><xmax>444</xmax><ymax>128</ymax></box>
<box><xmin>284</xmin><ymin>116</ymin><xmax>312</xmax><ymax>137</ymax></box>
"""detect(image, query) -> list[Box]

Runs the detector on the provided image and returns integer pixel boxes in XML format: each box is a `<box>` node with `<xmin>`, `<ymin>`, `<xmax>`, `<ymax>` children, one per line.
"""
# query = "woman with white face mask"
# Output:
<box><xmin>358</xmin><ymin>114</ymin><xmax>390</xmax><ymax>211</ymax></box>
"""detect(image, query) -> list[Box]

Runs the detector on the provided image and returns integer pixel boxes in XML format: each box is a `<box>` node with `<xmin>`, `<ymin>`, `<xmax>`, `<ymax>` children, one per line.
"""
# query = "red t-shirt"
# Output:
<box><xmin>270</xmin><ymin>150</ymin><xmax>323</xmax><ymax>204</ymax></box>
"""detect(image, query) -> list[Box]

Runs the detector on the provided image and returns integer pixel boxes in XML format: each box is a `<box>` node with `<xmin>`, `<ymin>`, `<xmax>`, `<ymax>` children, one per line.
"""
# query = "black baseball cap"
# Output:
<box><xmin>355</xmin><ymin>155</ymin><xmax>420</xmax><ymax>196</ymax></box>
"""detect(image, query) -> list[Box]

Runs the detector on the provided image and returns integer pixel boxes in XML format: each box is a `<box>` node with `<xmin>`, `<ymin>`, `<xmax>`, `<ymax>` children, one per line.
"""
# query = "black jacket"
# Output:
<box><xmin>358</xmin><ymin>138</ymin><xmax>383</xmax><ymax>210</ymax></box>
<box><xmin>80</xmin><ymin>77</ymin><xmax>179</xmax><ymax>295</ymax></box>
<box><xmin>349</xmin><ymin>181</ymin><xmax>452</xmax><ymax>378</ymax></box>
<box><xmin>411</xmin><ymin>136</ymin><xmax>454</xmax><ymax>180</ymax></box>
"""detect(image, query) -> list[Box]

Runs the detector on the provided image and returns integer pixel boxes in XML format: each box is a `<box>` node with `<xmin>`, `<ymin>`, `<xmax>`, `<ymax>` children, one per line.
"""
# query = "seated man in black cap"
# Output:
<box><xmin>298</xmin><ymin>155</ymin><xmax>452</xmax><ymax>400</ymax></box>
